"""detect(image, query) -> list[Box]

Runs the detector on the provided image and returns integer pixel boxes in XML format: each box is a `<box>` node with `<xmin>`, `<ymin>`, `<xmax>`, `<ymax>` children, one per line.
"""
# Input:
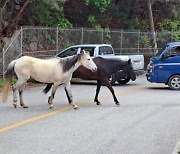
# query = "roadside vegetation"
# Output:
<box><xmin>0</xmin><ymin>78</ymin><xmax>40</xmax><ymax>88</ymax></box>
<box><xmin>0</xmin><ymin>79</ymin><xmax>5</xmax><ymax>88</ymax></box>
<box><xmin>0</xmin><ymin>78</ymin><xmax>17</xmax><ymax>88</ymax></box>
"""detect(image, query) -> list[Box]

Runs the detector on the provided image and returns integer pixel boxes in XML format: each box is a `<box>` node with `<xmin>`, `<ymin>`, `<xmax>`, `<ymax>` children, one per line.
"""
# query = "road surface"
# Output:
<box><xmin>0</xmin><ymin>75</ymin><xmax>180</xmax><ymax>154</ymax></box>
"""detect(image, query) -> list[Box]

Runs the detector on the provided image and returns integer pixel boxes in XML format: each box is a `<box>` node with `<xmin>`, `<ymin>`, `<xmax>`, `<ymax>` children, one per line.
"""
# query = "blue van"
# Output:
<box><xmin>146</xmin><ymin>42</ymin><xmax>180</xmax><ymax>90</ymax></box>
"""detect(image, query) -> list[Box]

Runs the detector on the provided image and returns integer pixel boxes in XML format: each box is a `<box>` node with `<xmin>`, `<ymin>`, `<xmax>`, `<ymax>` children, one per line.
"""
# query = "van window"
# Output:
<box><xmin>153</xmin><ymin>46</ymin><xmax>167</xmax><ymax>59</ymax></box>
<box><xmin>175</xmin><ymin>46</ymin><xmax>180</xmax><ymax>55</ymax></box>
<box><xmin>165</xmin><ymin>46</ymin><xmax>180</xmax><ymax>58</ymax></box>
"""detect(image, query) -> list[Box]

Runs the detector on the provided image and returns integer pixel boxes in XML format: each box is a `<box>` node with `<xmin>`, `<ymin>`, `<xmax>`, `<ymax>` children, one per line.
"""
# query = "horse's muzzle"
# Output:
<box><xmin>92</xmin><ymin>67</ymin><xmax>97</xmax><ymax>72</ymax></box>
<box><xmin>131</xmin><ymin>76</ymin><xmax>136</xmax><ymax>81</ymax></box>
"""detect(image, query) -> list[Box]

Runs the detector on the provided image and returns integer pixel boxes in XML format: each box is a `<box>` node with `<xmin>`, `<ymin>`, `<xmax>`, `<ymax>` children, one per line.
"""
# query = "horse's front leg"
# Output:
<box><xmin>12</xmin><ymin>85</ymin><xmax>18</xmax><ymax>108</ymax></box>
<box><xmin>94</xmin><ymin>80</ymin><xmax>101</xmax><ymax>105</ymax></box>
<box><xmin>64</xmin><ymin>82</ymin><xmax>78</xmax><ymax>109</ymax></box>
<box><xmin>48</xmin><ymin>84</ymin><xmax>58</xmax><ymax>109</ymax></box>
<box><xmin>103</xmin><ymin>78</ymin><xmax>120</xmax><ymax>106</ymax></box>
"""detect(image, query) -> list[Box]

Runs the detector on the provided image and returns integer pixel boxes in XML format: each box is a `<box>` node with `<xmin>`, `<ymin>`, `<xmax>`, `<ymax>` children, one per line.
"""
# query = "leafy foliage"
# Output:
<box><xmin>159</xmin><ymin>19</ymin><xmax>180</xmax><ymax>32</ymax></box>
<box><xmin>0</xmin><ymin>0</ymin><xmax>179</xmax><ymax>44</ymax></box>
<box><xmin>0</xmin><ymin>78</ymin><xmax>17</xmax><ymax>88</ymax></box>
<box><xmin>159</xmin><ymin>18</ymin><xmax>180</xmax><ymax>41</ymax></box>
<box><xmin>23</xmin><ymin>0</ymin><xmax>72</xmax><ymax>28</ymax></box>
<box><xmin>85</xmin><ymin>0</ymin><xmax>112</xmax><ymax>12</ymax></box>
<box><xmin>87</xmin><ymin>15</ymin><xmax>102</xmax><ymax>29</ymax></box>
<box><xmin>0</xmin><ymin>79</ymin><xmax>5</xmax><ymax>88</ymax></box>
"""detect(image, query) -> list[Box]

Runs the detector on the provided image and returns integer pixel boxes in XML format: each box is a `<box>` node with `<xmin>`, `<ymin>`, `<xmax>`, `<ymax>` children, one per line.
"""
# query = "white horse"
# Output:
<box><xmin>2</xmin><ymin>50</ymin><xmax>97</xmax><ymax>109</ymax></box>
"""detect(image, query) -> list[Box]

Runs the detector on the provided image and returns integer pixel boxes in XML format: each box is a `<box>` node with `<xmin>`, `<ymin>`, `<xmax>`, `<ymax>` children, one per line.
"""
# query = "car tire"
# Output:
<box><xmin>109</xmin><ymin>74</ymin><xmax>116</xmax><ymax>85</ymax></box>
<box><xmin>117</xmin><ymin>77</ymin><xmax>130</xmax><ymax>84</ymax></box>
<box><xmin>168</xmin><ymin>75</ymin><xmax>180</xmax><ymax>90</ymax></box>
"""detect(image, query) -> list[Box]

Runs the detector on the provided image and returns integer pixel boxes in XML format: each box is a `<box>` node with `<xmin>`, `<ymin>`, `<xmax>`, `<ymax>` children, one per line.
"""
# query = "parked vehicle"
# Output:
<box><xmin>146</xmin><ymin>42</ymin><xmax>180</xmax><ymax>90</ymax></box>
<box><xmin>56</xmin><ymin>44</ymin><xmax>144</xmax><ymax>84</ymax></box>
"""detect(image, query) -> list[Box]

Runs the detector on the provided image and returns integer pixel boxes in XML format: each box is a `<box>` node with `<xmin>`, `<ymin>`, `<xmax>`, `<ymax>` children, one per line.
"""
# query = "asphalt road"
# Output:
<box><xmin>0</xmin><ymin>75</ymin><xmax>180</xmax><ymax>154</ymax></box>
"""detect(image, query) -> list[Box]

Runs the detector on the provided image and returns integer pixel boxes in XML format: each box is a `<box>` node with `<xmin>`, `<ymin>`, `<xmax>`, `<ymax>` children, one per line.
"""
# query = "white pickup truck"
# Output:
<box><xmin>56</xmin><ymin>44</ymin><xmax>144</xmax><ymax>84</ymax></box>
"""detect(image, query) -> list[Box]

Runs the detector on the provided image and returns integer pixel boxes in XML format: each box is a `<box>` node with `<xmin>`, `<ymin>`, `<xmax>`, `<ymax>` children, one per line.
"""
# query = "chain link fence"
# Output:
<box><xmin>1</xmin><ymin>27</ymin><xmax>180</xmax><ymax>76</ymax></box>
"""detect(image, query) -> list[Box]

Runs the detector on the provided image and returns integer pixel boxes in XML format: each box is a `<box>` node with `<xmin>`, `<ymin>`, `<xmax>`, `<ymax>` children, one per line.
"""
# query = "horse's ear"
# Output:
<box><xmin>80</xmin><ymin>50</ymin><xmax>86</xmax><ymax>54</ymax></box>
<box><xmin>128</xmin><ymin>59</ymin><xmax>131</xmax><ymax>64</ymax></box>
<box><xmin>80</xmin><ymin>50</ymin><xmax>90</xmax><ymax>55</ymax></box>
<box><xmin>85</xmin><ymin>51</ymin><xmax>90</xmax><ymax>55</ymax></box>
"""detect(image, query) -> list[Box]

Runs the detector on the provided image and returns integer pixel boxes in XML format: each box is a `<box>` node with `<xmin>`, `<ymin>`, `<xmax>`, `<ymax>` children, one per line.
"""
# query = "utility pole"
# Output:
<box><xmin>147</xmin><ymin>0</ymin><xmax>158</xmax><ymax>53</ymax></box>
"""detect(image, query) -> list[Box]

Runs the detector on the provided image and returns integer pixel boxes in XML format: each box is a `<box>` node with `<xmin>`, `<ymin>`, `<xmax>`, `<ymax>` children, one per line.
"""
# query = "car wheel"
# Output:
<box><xmin>168</xmin><ymin>75</ymin><xmax>180</xmax><ymax>90</ymax></box>
<box><xmin>117</xmin><ymin>77</ymin><xmax>130</xmax><ymax>84</ymax></box>
<box><xmin>109</xmin><ymin>74</ymin><xmax>116</xmax><ymax>85</ymax></box>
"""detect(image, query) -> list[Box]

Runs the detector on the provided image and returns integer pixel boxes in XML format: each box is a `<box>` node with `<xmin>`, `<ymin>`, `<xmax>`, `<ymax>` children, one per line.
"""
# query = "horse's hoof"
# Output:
<box><xmin>96</xmin><ymin>102</ymin><xmax>101</xmax><ymax>105</ymax></box>
<box><xmin>49</xmin><ymin>105</ymin><xmax>54</xmax><ymax>109</ymax></box>
<box><xmin>116</xmin><ymin>102</ymin><xmax>120</xmax><ymax>106</ymax></box>
<box><xmin>23</xmin><ymin>106</ymin><xmax>28</xmax><ymax>108</ymax></box>
<box><xmin>94</xmin><ymin>101</ymin><xmax>101</xmax><ymax>105</ymax></box>
<box><xmin>73</xmin><ymin>105</ymin><xmax>79</xmax><ymax>109</ymax></box>
<box><xmin>13</xmin><ymin>104</ymin><xmax>17</xmax><ymax>108</ymax></box>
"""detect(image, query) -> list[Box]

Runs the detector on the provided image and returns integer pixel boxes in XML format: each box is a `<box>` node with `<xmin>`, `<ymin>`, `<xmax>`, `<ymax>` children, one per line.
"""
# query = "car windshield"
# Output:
<box><xmin>152</xmin><ymin>45</ymin><xmax>168</xmax><ymax>59</ymax></box>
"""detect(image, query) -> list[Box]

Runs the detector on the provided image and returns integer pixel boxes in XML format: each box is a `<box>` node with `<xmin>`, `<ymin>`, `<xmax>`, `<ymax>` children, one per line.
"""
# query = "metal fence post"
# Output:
<box><xmin>138</xmin><ymin>30</ymin><xmax>140</xmax><ymax>53</ymax></box>
<box><xmin>56</xmin><ymin>27</ymin><xmax>59</xmax><ymax>53</ymax></box>
<box><xmin>20</xmin><ymin>26</ymin><xmax>23</xmax><ymax>56</ymax></box>
<box><xmin>101</xmin><ymin>29</ymin><xmax>104</xmax><ymax>43</ymax></box>
<box><xmin>2</xmin><ymin>48</ymin><xmax>5</xmax><ymax>78</ymax></box>
<box><xmin>81</xmin><ymin>27</ymin><xmax>84</xmax><ymax>44</ymax></box>
<box><xmin>120</xmin><ymin>29</ymin><xmax>123</xmax><ymax>53</ymax></box>
<box><xmin>171</xmin><ymin>30</ymin><xmax>173</xmax><ymax>42</ymax></box>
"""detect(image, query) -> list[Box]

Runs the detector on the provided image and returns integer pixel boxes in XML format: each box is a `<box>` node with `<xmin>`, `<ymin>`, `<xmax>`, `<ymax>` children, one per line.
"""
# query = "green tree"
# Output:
<box><xmin>24</xmin><ymin>0</ymin><xmax>72</xmax><ymax>28</ymax></box>
<box><xmin>85</xmin><ymin>0</ymin><xmax>112</xmax><ymax>12</ymax></box>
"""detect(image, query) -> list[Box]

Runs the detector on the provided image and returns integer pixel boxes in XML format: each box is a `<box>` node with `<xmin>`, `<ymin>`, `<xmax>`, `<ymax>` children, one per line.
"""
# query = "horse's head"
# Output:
<box><xmin>123</xmin><ymin>59</ymin><xmax>136</xmax><ymax>81</ymax></box>
<box><xmin>79</xmin><ymin>50</ymin><xmax>97</xmax><ymax>72</ymax></box>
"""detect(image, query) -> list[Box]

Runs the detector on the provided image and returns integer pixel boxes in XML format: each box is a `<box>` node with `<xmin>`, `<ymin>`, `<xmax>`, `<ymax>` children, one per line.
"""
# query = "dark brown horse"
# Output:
<box><xmin>43</xmin><ymin>57</ymin><xmax>136</xmax><ymax>106</ymax></box>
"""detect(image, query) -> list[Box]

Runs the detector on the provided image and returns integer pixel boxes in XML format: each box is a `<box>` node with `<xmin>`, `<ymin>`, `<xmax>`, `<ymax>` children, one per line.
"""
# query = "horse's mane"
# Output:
<box><xmin>94</xmin><ymin>57</ymin><xmax>126</xmax><ymax>67</ymax></box>
<box><xmin>59</xmin><ymin>54</ymin><xmax>81</xmax><ymax>72</ymax></box>
<box><xmin>94</xmin><ymin>57</ymin><xmax>126</xmax><ymax>63</ymax></box>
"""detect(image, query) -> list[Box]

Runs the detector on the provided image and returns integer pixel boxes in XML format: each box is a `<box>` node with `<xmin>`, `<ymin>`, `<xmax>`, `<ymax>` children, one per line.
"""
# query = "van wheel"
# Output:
<box><xmin>109</xmin><ymin>74</ymin><xmax>116</xmax><ymax>85</ymax></box>
<box><xmin>117</xmin><ymin>77</ymin><xmax>130</xmax><ymax>84</ymax></box>
<box><xmin>168</xmin><ymin>75</ymin><xmax>180</xmax><ymax>90</ymax></box>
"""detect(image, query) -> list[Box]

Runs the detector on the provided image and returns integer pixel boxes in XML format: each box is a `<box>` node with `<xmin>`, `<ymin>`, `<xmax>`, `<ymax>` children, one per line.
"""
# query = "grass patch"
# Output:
<box><xmin>0</xmin><ymin>79</ymin><xmax>5</xmax><ymax>88</ymax></box>
<box><xmin>0</xmin><ymin>78</ymin><xmax>17</xmax><ymax>88</ymax></box>
<box><xmin>0</xmin><ymin>78</ymin><xmax>42</xmax><ymax>88</ymax></box>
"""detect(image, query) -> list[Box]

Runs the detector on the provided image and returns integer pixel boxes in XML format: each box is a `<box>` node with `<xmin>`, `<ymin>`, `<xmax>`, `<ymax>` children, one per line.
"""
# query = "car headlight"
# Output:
<box><xmin>149</xmin><ymin>65</ymin><xmax>154</xmax><ymax>73</ymax></box>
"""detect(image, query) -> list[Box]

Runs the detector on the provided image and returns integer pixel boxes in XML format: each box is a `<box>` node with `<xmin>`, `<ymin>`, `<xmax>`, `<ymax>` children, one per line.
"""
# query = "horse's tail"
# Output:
<box><xmin>2</xmin><ymin>60</ymin><xmax>16</xmax><ymax>103</ymax></box>
<box><xmin>42</xmin><ymin>83</ymin><xmax>53</xmax><ymax>94</ymax></box>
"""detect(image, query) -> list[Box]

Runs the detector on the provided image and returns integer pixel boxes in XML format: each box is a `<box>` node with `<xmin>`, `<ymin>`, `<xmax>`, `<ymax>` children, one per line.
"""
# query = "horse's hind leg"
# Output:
<box><xmin>103</xmin><ymin>78</ymin><xmax>120</xmax><ymax>106</ymax></box>
<box><xmin>12</xmin><ymin>80</ymin><xmax>27</xmax><ymax>108</ymax></box>
<box><xmin>64</xmin><ymin>82</ymin><xmax>78</xmax><ymax>109</ymax></box>
<box><xmin>94</xmin><ymin>80</ymin><xmax>102</xmax><ymax>105</ymax></box>
<box><xmin>48</xmin><ymin>84</ymin><xmax>58</xmax><ymax>109</ymax></box>
<box><xmin>12</xmin><ymin>76</ymin><xmax>28</xmax><ymax>108</ymax></box>
<box><xmin>12</xmin><ymin>85</ymin><xmax>18</xmax><ymax>108</ymax></box>
<box><xmin>19</xmin><ymin>84</ymin><xmax>28</xmax><ymax>108</ymax></box>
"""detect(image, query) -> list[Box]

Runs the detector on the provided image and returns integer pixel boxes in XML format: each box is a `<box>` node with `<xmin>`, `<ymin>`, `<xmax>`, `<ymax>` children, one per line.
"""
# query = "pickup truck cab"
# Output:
<box><xmin>56</xmin><ymin>44</ymin><xmax>144</xmax><ymax>84</ymax></box>
<box><xmin>146</xmin><ymin>42</ymin><xmax>180</xmax><ymax>90</ymax></box>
